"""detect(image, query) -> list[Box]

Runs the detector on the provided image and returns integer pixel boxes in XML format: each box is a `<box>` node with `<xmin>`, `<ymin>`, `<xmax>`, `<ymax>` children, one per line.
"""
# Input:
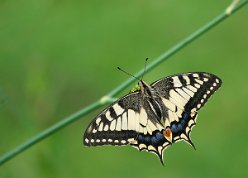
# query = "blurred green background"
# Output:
<box><xmin>0</xmin><ymin>0</ymin><xmax>248</xmax><ymax>177</ymax></box>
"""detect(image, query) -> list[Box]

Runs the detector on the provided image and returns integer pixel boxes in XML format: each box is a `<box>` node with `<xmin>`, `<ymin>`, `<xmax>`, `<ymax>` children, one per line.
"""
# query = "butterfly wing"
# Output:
<box><xmin>84</xmin><ymin>91</ymin><xmax>170</xmax><ymax>163</ymax></box>
<box><xmin>84</xmin><ymin>92</ymin><xmax>141</xmax><ymax>146</ymax></box>
<box><xmin>151</xmin><ymin>72</ymin><xmax>222</xmax><ymax>146</ymax></box>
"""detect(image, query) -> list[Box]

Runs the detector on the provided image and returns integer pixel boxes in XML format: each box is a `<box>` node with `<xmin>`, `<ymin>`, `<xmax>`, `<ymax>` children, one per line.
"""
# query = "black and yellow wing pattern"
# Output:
<box><xmin>84</xmin><ymin>72</ymin><xmax>222</xmax><ymax>164</ymax></box>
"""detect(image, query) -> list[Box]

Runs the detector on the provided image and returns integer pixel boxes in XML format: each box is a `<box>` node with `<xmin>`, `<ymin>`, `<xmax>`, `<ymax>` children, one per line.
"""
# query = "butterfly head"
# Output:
<box><xmin>139</xmin><ymin>80</ymin><xmax>154</xmax><ymax>96</ymax></box>
<box><xmin>163</xmin><ymin>127</ymin><xmax>172</xmax><ymax>143</ymax></box>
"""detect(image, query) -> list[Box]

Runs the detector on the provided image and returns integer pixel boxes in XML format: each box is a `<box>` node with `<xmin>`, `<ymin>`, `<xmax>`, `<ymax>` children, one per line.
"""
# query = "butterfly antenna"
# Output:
<box><xmin>117</xmin><ymin>67</ymin><xmax>140</xmax><ymax>81</ymax></box>
<box><xmin>141</xmin><ymin>58</ymin><xmax>149</xmax><ymax>80</ymax></box>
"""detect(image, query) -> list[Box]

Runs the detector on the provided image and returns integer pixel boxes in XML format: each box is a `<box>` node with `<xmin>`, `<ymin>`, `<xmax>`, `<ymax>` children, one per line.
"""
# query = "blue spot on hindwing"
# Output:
<box><xmin>143</xmin><ymin>135</ymin><xmax>151</xmax><ymax>144</ymax></box>
<box><xmin>151</xmin><ymin>136</ymin><xmax>158</xmax><ymax>145</ymax></box>
<box><xmin>155</xmin><ymin>132</ymin><xmax>164</xmax><ymax>140</ymax></box>
<box><xmin>171</xmin><ymin>112</ymin><xmax>191</xmax><ymax>136</ymax></box>
<box><xmin>137</xmin><ymin>131</ymin><xmax>166</xmax><ymax>147</ymax></box>
<box><xmin>171</xmin><ymin>124</ymin><xmax>178</xmax><ymax>133</ymax></box>
<box><xmin>177</xmin><ymin>124</ymin><xmax>183</xmax><ymax>131</ymax></box>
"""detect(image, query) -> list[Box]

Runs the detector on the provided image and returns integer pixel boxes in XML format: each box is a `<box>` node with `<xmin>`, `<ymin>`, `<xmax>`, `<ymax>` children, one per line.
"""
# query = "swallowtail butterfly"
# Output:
<box><xmin>83</xmin><ymin>72</ymin><xmax>222</xmax><ymax>164</ymax></box>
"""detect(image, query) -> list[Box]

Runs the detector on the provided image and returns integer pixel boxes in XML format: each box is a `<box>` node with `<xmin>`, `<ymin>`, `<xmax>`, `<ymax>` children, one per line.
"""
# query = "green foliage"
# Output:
<box><xmin>0</xmin><ymin>0</ymin><xmax>248</xmax><ymax>177</ymax></box>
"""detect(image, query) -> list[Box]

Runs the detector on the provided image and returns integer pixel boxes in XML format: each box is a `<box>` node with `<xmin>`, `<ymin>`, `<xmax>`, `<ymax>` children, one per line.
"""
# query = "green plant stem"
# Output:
<box><xmin>107</xmin><ymin>0</ymin><xmax>248</xmax><ymax>97</ymax></box>
<box><xmin>0</xmin><ymin>0</ymin><xmax>247</xmax><ymax>166</ymax></box>
<box><xmin>0</xmin><ymin>101</ymin><xmax>102</xmax><ymax>166</ymax></box>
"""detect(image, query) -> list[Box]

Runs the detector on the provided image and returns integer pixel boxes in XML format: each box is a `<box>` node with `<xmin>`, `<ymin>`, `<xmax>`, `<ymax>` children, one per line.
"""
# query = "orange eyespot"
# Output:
<box><xmin>164</xmin><ymin>128</ymin><xmax>171</xmax><ymax>138</ymax></box>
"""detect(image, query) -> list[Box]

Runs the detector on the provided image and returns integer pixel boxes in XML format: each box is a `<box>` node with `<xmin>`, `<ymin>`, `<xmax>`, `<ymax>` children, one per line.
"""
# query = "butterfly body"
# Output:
<box><xmin>84</xmin><ymin>72</ymin><xmax>222</xmax><ymax>164</ymax></box>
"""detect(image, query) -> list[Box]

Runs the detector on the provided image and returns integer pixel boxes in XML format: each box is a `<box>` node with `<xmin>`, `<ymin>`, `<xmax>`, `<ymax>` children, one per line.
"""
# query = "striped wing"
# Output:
<box><xmin>151</xmin><ymin>72</ymin><xmax>222</xmax><ymax>146</ymax></box>
<box><xmin>83</xmin><ymin>92</ymin><xmax>164</xmax><ymax>147</ymax></box>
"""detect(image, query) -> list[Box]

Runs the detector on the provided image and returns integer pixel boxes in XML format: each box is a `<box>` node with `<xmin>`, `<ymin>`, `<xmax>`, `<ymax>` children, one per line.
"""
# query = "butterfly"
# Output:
<box><xmin>83</xmin><ymin>72</ymin><xmax>222</xmax><ymax>165</ymax></box>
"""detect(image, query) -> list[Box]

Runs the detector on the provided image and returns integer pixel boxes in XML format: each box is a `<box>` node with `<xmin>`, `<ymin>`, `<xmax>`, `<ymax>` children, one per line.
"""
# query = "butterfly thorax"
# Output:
<box><xmin>139</xmin><ymin>80</ymin><xmax>165</xmax><ymax>124</ymax></box>
<box><xmin>139</xmin><ymin>80</ymin><xmax>155</xmax><ymax>97</ymax></box>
